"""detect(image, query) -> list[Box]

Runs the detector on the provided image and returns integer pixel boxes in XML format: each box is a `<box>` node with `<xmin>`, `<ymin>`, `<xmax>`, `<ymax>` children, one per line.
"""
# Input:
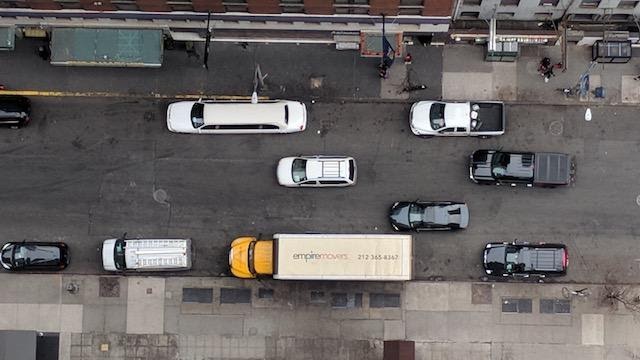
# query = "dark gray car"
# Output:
<box><xmin>389</xmin><ymin>201</ymin><xmax>469</xmax><ymax>231</ymax></box>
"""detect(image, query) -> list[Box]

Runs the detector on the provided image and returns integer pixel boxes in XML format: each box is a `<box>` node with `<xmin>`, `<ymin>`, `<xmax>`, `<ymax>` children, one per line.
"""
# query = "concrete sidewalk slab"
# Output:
<box><xmin>582</xmin><ymin>314</ymin><xmax>604</xmax><ymax>345</ymax></box>
<box><xmin>126</xmin><ymin>277</ymin><xmax>165</xmax><ymax>334</ymax></box>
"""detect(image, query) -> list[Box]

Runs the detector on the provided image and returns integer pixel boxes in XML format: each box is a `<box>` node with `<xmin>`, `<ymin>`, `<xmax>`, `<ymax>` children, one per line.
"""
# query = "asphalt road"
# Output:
<box><xmin>0</xmin><ymin>97</ymin><xmax>639</xmax><ymax>284</ymax></box>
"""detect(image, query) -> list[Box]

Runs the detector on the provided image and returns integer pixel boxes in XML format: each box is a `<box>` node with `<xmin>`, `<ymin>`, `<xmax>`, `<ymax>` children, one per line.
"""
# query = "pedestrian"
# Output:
<box><xmin>378</xmin><ymin>64</ymin><xmax>388</xmax><ymax>79</ymax></box>
<box><xmin>37</xmin><ymin>44</ymin><xmax>51</xmax><ymax>61</ymax></box>
<box><xmin>404</xmin><ymin>53</ymin><xmax>412</xmax><ymax>65</ymax></box>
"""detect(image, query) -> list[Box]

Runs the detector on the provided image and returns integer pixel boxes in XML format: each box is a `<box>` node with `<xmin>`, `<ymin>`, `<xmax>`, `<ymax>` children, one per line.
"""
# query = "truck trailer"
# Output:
<box><xmin>229</xmin><ymin>233</ymin><xmax>413</xmax><ymax>281</ymax></box>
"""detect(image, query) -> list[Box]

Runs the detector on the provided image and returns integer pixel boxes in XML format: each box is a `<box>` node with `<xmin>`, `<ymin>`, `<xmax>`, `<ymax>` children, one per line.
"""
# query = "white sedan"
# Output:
<box><xmin>277</xmin><ymin>155</ymin><xmax>357</xmax><ymax>187</ymax></box>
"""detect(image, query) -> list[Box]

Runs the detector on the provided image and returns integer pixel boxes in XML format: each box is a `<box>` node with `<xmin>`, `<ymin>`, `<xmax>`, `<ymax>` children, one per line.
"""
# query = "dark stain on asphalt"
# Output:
<box><xmin>71</xmin><ymin>136</ymin><xmax>85</xmax><ymax>150</ymax></box>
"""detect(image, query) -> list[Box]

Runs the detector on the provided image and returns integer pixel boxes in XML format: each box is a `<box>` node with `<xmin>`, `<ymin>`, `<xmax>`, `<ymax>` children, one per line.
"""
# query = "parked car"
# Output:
<box><xmin>0</xmin><ymin>241</ymin><xmax>69</xmax><ymax>271</ymax></box>
<box><xmin>409</xmin><ymin>100</ymin><xmax>504</xmax><ymax>137</ymax></box>
<box><xmin>483</xmin><ymin>242</ymin><xmax>568</xmax><ymax>278</ymax></box>
<box><xmin>276</xmin><ymin>155</ymin><xmax>357</xmax><ymax>187</ymax></box>
<box><xmin>389</xmin><ymin>201</ymin><xmax>469</xmax><ymax>231</ymax></box>
<box><xmin>166</xmin><ymin>99</ymin><xmax>306</xmax><ymax>134</ymax></box>
<box><xmin>470</xmin><ymin>150</ymin><xmax>575</xmax><ymax>188</ymax></box>
<box><xmin>0</xmin><ymin>95</ymin><xmax>31</xmax><ymax>128</ymax></box>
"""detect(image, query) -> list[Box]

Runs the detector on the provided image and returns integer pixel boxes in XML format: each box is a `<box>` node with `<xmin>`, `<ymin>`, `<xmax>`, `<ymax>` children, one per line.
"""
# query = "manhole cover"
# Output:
<box><xmin>549</xmin><ymin>120</ymin><xmax>563</xmax><ymax>136</ymax></box>
<box><xmin>99</xmin><ymin>277</ymin><xmax>120</xmax><ymax>298</ymax></box>
<box><xmin>309</xmin><ymin>76</ymin><xmax>324</xmax><ymax>89</ymax></box>
<box><xmin>153</xmin><ymin>189</ymin><xmax>168</xmax><ymax>204</ymax></box>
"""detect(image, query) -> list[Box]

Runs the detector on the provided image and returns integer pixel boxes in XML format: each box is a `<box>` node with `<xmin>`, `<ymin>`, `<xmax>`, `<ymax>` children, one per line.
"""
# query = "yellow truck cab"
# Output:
<box><xmin>229</xmin><ymin>236</ymin><xmax>273</xmax><ymax>278</ymax></box>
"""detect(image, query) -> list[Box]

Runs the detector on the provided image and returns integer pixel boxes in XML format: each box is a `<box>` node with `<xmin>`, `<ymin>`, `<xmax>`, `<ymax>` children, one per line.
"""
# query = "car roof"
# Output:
<box><xmin>202</xmin><ymin>101</ymin><xmax>292</xmax><ymax>126</ymax></box>
<box><xmin>303</xmin><ymin>156</ymin><xmax>353</xmax><ymax>180</ymax></box>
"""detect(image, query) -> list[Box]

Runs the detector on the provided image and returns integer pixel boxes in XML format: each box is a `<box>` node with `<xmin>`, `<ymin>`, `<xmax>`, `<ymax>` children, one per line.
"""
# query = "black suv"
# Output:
<box><xmin>0</xmin><ymin>95</ymin><xmax>31</xmax><ymax>128</ymax></box>
<box><xmin>483</xmin><ymin>242</ymin><xmax>568</xmax><ymax>278</ymax></box>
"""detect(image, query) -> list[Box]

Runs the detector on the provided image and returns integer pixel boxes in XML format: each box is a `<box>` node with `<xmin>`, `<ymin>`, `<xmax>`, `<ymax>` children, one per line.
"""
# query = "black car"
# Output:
<box><xmin>0</xmin><ymin>95</ymin><xmax>31</xmax><ymax>128</ymax></box>
<box><xmin>389</xmin><ymin>201</ymin><xmax>469</xmax><ymax>231</ymax></box>
<box><xmin>483</xmin><ymin>242</ymin><xmax>568</xmax><ymax>278</ymax></box>
<box><xmin>0</xmin><ymin>242</ymin><xmax>70</xmax><ymax>271</ymax></box>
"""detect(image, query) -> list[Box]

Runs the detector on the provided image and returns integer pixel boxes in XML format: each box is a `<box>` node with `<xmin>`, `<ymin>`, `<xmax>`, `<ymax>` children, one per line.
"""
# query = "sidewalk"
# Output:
<box><xmin>1</xmin><ymin>37</ymin><xmax>639</xmax><ymax>105</ymax></box>
<box><xmin>2</xmin><ymin>273</ymin><xmax>640</xmax><ymax>360</ymax></box>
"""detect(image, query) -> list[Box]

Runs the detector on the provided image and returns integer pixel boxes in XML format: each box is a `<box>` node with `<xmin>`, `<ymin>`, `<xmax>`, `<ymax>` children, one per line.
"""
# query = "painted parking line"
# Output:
<box><xmin>0</xmin><ymin>89</ymin><xmax>267</xmax><ymax>100</ymax></box>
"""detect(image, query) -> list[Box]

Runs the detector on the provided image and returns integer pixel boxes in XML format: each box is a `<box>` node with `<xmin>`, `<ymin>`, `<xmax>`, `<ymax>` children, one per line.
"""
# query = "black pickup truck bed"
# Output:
<box><xmin>533</xmin><ymin>152</ymin><xmax>573</xmax><ymax>186</ymax></box>
<box><xmin>470</xmin><ymin>102</ymin><xmax>504</xmax><ymax>132</ymax></box>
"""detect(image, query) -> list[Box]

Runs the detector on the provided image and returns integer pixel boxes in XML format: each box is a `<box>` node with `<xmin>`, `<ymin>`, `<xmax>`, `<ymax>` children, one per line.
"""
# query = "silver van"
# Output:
<box><xmin>102</xmin><ymin>237</ymin><xmax>192</xmax><ymax>271</ymax></box>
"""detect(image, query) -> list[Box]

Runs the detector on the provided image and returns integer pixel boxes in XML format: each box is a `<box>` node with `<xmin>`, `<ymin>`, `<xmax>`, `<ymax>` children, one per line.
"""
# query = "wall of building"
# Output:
<box><xmin>454</xmin><ymin>0</ymin><xmax>640</xmax><ymax>23</ymax></box>
<box><xmin>0</xmin><ymin>0</ymin><xmax>452</xmax><ymax>18</ymax></box>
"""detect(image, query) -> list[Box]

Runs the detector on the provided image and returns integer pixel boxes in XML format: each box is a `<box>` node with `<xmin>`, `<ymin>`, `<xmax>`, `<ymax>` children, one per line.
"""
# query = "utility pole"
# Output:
<box><xmin>203</xmin><ymin>11</ymin><xmax>212</xmax><ymax>70</ymax></box>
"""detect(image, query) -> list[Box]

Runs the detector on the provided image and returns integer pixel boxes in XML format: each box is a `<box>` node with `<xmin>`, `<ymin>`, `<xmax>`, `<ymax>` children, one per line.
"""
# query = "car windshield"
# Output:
<box><xmin>13</xmin><ymin>244</ymin><xmax>60</xmax><ymax>266</ymax></box>
<box><xmin>504</xmin><ymin>246</ymin><xmax>524</xmax><ymax>273</ymax></box>
<box><xmin>190</xmin><ymin>103</ymin><xmax>205</xmax><ymax>128</ymax></box>
<box><xmin>113</xmin><ymin>239</ymin><xmax>127</xmax><ymax>270</ymax></box>
<box><xmin>491</xmin><ymin>152</ymin><xmax>508</xmax><ymax>178</ymax></box>
<box><xmin>429</xmin><ymin>103</ymin><xmax>446</xmax><ymax>130</ymax></box>
<box><xmin>408</xmin><ymin>203</ymin><xmax>424</xmax><ymax>227</ymax></box>
<box><xmin>292</xmin><ymin>159</ymin><xmax>307</xmax><ymax>183</ymax></box>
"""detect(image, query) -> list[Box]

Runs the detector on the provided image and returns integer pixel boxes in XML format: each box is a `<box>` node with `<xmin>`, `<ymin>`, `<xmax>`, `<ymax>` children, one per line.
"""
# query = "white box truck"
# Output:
<box><xmin>102</xmin><ymin>237</ymin><xmax>192</xmax><ymax>272</ymax></box>
<box><xmin>229</xmin><ymin>233</ymin><xmax>412</xmax><ymax>281</ymax></box>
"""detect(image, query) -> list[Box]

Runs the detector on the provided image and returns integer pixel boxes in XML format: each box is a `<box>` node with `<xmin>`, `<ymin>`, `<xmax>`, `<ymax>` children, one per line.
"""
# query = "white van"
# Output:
<box><xmin>102</xmin><ymin>237</ymin><xmax>192</xmax><ymax>271</ymax></box>
<box><xmin>166</xmin><ymin>100</ymin><xmax>307</xmax><ymax>134</ymax></box>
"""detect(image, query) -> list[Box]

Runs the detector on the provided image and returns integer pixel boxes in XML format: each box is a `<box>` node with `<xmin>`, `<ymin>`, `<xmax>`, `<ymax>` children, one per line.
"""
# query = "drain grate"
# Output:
<box><xmin>369</xmin><ymin>293</ymin><xmax>401</xmax><ymax>308</ymax></box>
<box><xmin>502</xmin><ymin>298</ymin><xmax>532</xmax><ymax>313</ymax></box>
<box><xmin>258</xmin><ymin>288</ymin><xmax>274</xmax><ymax>299</ymax></box>
<box><xmin>182</xmin><ymin>288</ymin><xmax>213</xmax><ymax>303</ymax></box>
<box><xmin>331</xmin><ymin>293</ymin><xmax>363</xmax><ymax>308</ymax></box>
<box><xmin>310</xmin><ymin>290</ymin><xmax>326</xmax><ymax>303</ymax></box>
<box><xmin>220</xmin><ymin>288</ymin><xmax>251</xmax><ymax>304</ymax></box>
<box><xmin>540</xmin><ymin>299</ymin><xmax>571</xmax><ymax>314</ymax></box>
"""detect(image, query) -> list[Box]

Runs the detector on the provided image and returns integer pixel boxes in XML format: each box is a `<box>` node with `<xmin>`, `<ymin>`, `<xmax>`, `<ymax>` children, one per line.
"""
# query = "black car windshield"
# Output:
<box><xmin>190</xmin><ymin>103</ymin><xmax>205</xmax><ymax>128</ymax></box>
<box><xmin>491</xmin><ymin>151</ymin><xmax>508</xmax><ymax>178</ymax></box>
<box><xmin>13</xmin><ymin>244</ymin><xmax>60</xmax><ymax>267</ymax></box>
<box><xmin>408</xmin><ymin>203</ymin><xmax>425</xmax><ymax>227</ymax></box>
<box><xmin>504</xmin><ymin>245</ymin><xmax>524</xmax><ymax>273</ymax></box>
<box><xmin>429</xmin><ymin>103</ymin><xmax>446</xmax><ymax>130</ymax></box>
<box><xmin>113</xmin><ymin>239</ymin><xmax>127</xmax><ymax>270</ymax></box>
<box><xmin>292</xmin><ymin>159</ymin><xmax>307</xmax><ymax>183</ymax></box>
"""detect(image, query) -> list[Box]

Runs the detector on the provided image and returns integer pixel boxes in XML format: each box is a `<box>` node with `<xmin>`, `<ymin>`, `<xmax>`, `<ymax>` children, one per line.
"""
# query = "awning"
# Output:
<box><xmin>50</xmin><ymin>27</ymin><xmax>164</xmax><ymax>67</ymax></box>
<box><xmin>169</xmin><ymin>31</ymin><xmax>206</xmax><ymax>42</ymax></box>
<box><xmin>0</xmin><ymin>26</ymin><xmax>15</xmax><ymax>51</ymax></box>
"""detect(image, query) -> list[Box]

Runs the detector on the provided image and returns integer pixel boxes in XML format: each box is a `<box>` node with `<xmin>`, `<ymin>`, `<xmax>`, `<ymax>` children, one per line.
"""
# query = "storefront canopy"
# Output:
<box><xmin>50</xmin><ymin>27</ymin><xmax>163</xmax><ymax>67</ymax></box>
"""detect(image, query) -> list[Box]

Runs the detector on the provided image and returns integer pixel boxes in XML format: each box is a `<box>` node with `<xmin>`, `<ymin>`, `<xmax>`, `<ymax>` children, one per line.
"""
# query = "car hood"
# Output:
<box><xmin>483</xmin><ymin>245</ymin><xmax>506</xmax><ymax>273</ymax></box>
<box><xmin>102</xmin><ymin>239</ymin><xmax>118</xmax><ymax>271</ymax></box>
<box><xmin>284</xmin><ymin>101</ymin><xmax>307</xmax><ymax>132</ymax></box>
<box><xmin>410</xmin><ymin>102</ymin><xmax>436</xmax><ymax>135</ymax></box>
<box><xmin>166</xmin><ymin>101</ymin><xmax>196</xmax><ymax>133</ymax></box>
<box><xmin>471</xmin><ymin>150</ymin><xmax>494</xmax><ymax>180</ymax></box>
<box><xmin>389</xmin><ymin>202</ymin><xmax>412</xmax><ymax>230</ymax></box>
<box><xmin>276</xmin><ymin>157</ymin><xmax>296</xmax><ymax>186</ymax></box>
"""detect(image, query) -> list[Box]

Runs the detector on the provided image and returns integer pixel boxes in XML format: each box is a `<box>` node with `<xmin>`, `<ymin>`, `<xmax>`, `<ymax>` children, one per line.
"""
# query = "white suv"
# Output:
<box><xmin>276</xmin><ymin>155</ymin><xmax>357</xmax><ymax>187</ymax></box>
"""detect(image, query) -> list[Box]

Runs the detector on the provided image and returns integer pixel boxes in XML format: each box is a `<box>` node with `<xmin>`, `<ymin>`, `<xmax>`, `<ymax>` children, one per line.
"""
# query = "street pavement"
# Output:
<box><xmin>1</xmin><ymin>37</ymin><xmax>640</xmax><ymax>359</ymax></box>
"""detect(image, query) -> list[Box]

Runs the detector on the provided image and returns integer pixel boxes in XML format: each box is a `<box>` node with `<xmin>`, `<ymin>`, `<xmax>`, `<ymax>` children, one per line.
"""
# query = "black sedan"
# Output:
<box><xmin>389</xmin><ymin>201</ymin><xmax>469</xmax><ymax>231</ymax></box>
<box><xmin>0</xmin><ymin>242</ymin><xmax>70</xmax><ymax>271</ymax></box>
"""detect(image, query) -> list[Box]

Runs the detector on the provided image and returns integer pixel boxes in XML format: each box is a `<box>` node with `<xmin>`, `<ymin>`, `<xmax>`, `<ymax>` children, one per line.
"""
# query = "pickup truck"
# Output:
<box><xmin>483</xmin><ymin>242</ymin><xmax>568</xmax><ymax>278</ymax></box>
<box><xmin>409</xmin><ymin>101</ymin><xmax>505</xmax><ymax>137</ymax></box>
<box><xmin>469</xmin><ymin>150</ymin><xmax>575</xmax><ymax>187</ymax></box>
